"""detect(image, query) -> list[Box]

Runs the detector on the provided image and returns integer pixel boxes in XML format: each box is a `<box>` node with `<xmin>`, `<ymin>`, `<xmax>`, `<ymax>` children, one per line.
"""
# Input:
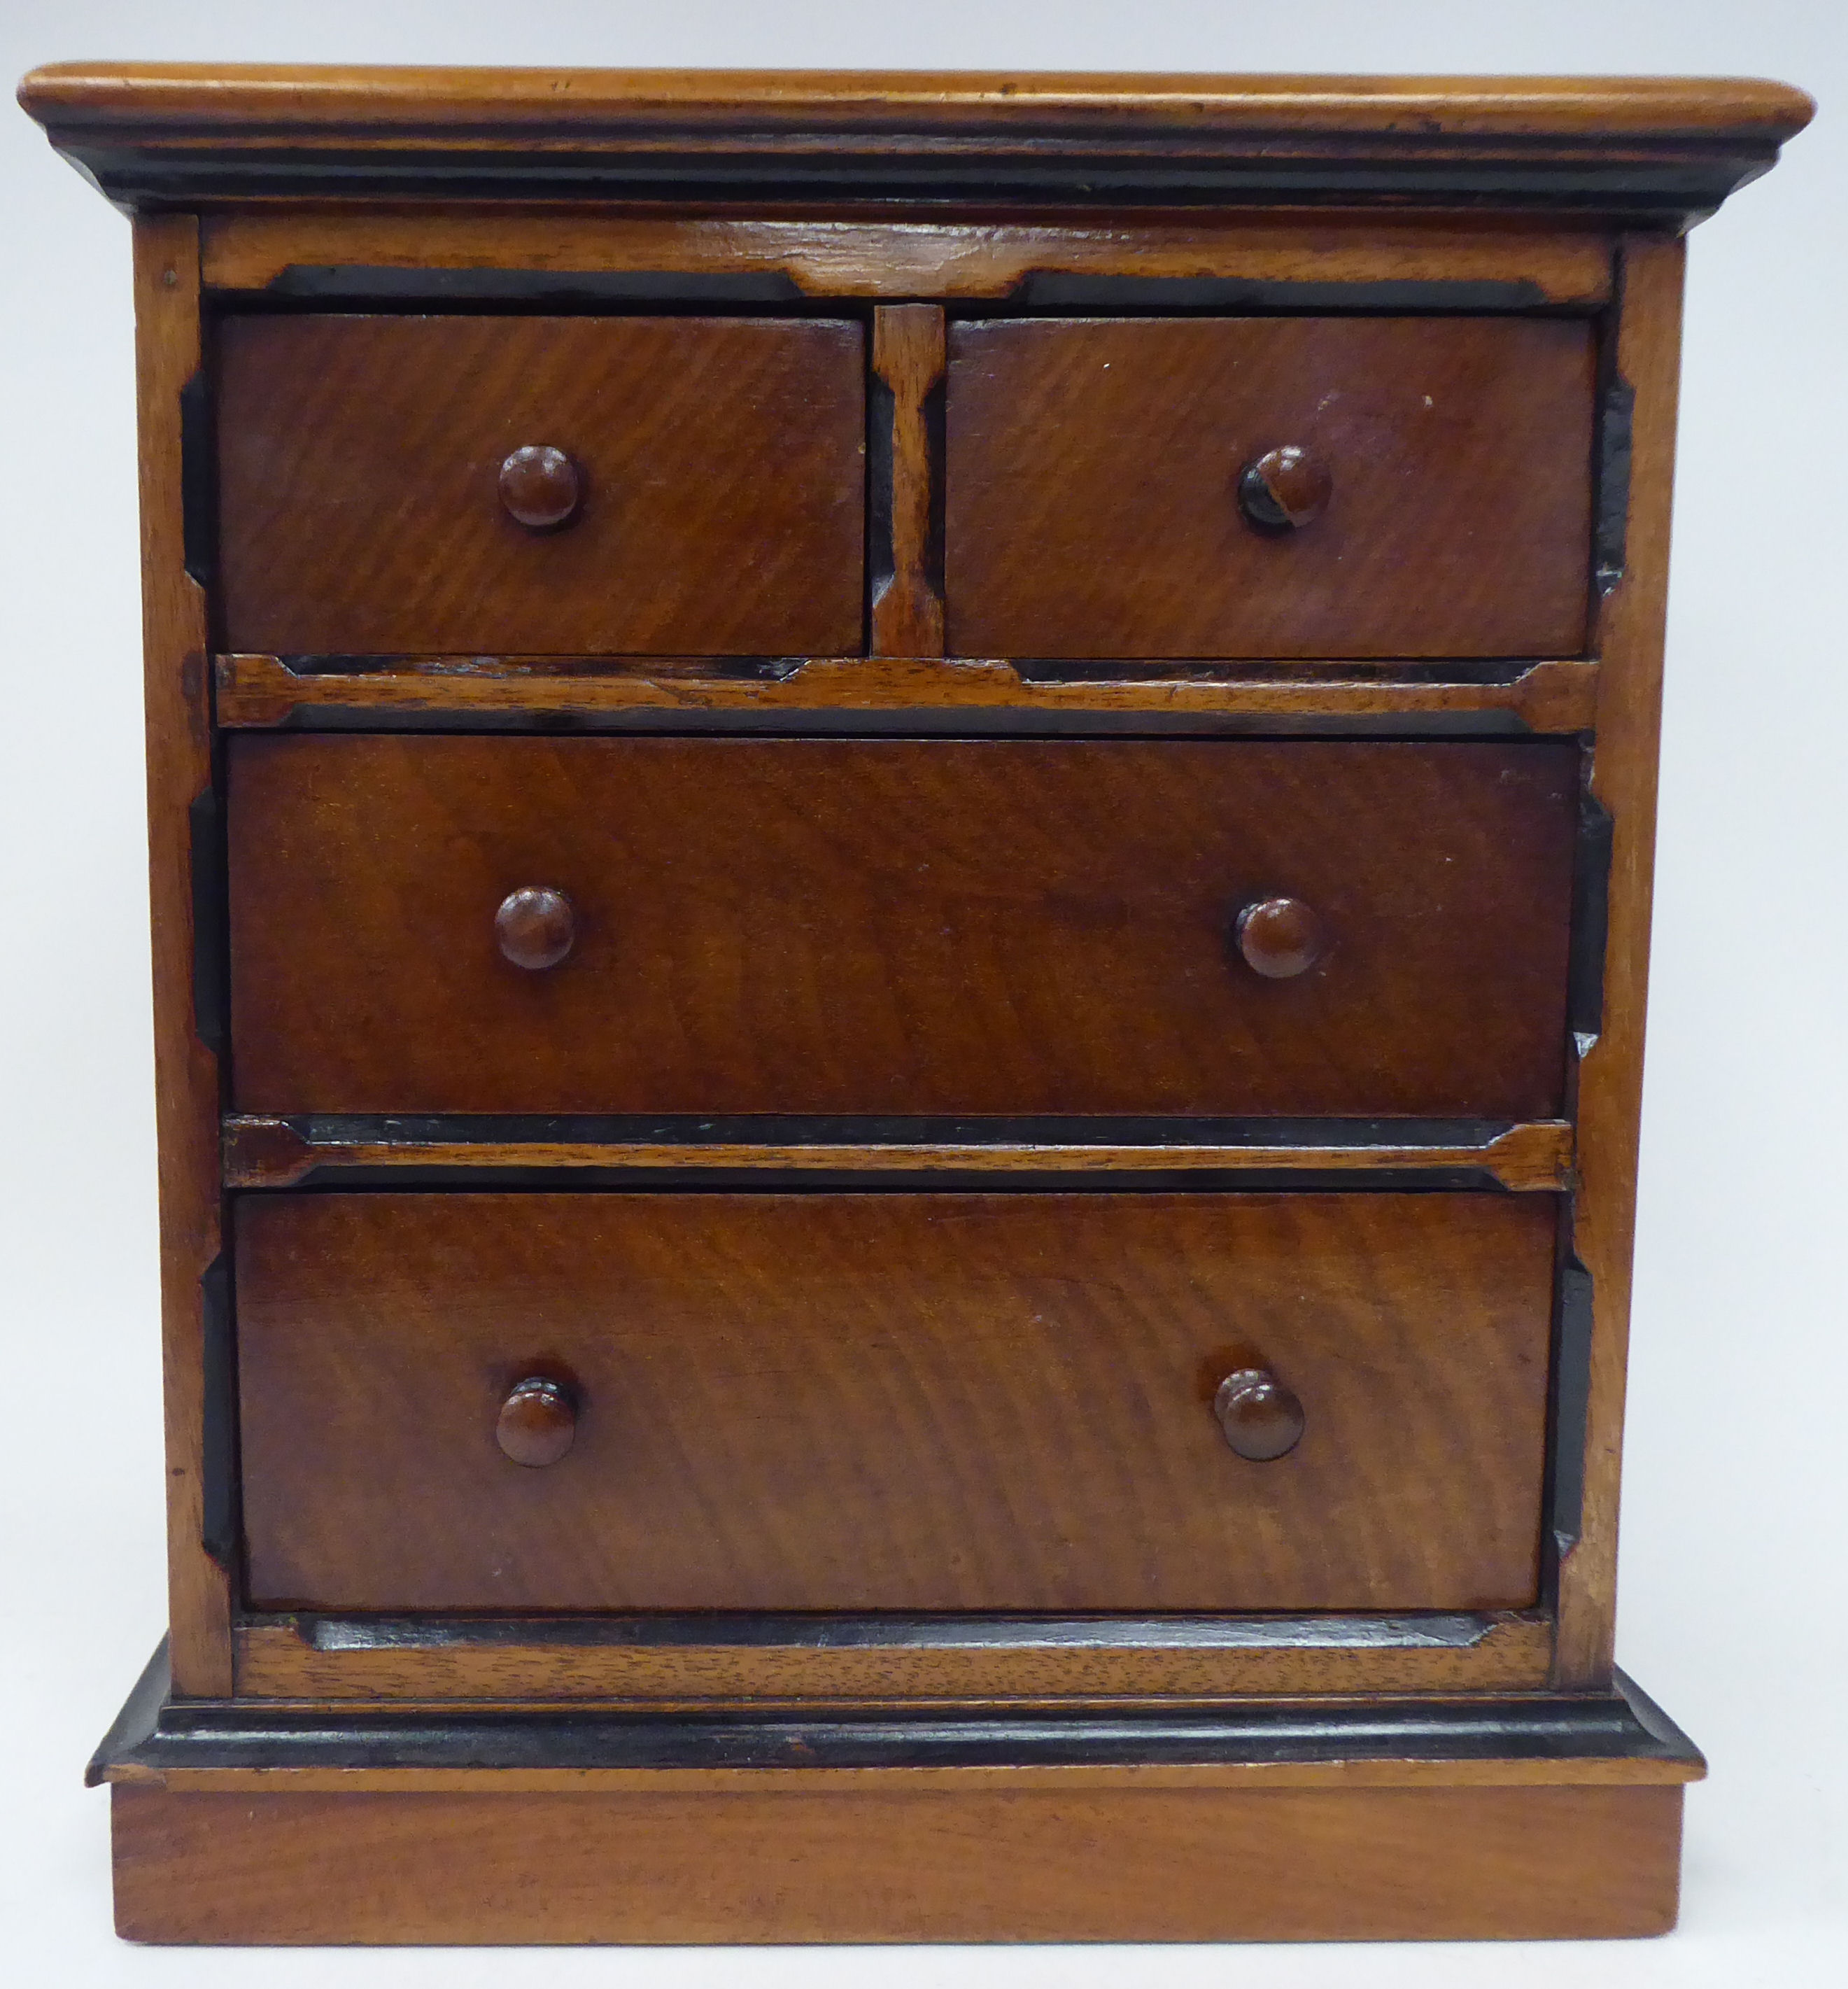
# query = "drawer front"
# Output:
<box><xmin>237</xmin><ymin>1191</ymin><xmax>1556</xmax><ymax>1613</ymax></box>
<box><xmin>945</xmin><ymin>316</ymin><xmax>1595</xmax><ymax>659</ymax></box>
<box><xmin>227</xmin><ymin>736</ymin><xmax>1577</xmax><ymax>1118</ymax></box>
<box><xmin>216</xmin><ymin>314</ymin><xmax>866</xmax><ymax>656</ymax></box>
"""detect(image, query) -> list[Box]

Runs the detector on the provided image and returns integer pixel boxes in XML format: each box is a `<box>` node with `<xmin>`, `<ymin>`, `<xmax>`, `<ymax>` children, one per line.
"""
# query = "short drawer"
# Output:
<box><xmin>237</xmin><ymin>1190</ymin><xmax>1556</xmax><ymax>1613</ymax></box>
<box><xmin>227</xmin><ymin>735</ymin><xmax>1578</xmax><ymax>1118</ymax></box>
<box><xmin>945</xmin><ymin>316</ymin><xmax>1595</xmax><ymax>659</ymax></box>
<box><xmin>216</xmin><ymin>314</ymin><xmax>866</xmax><ymax>656</ymax></box>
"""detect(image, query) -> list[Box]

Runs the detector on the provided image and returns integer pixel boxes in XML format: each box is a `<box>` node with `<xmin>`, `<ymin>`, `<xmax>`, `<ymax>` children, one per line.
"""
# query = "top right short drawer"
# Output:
<box><xmin>945</xmin><ymin>316</ymin><xmax>1595</xmax><ymax>660</ymax></box>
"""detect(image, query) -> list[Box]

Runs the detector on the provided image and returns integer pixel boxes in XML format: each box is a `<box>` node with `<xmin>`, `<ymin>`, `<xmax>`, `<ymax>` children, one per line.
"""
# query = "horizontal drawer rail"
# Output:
<box><xmin>216</xmin><ymin>652</ymin><xmax>1599</xmax><ymax>733</ymax></box>
<box><xmin>223</xmin><ymin>1113</ymin><xmax>1573</xmax><ymax>1190</ymax></box>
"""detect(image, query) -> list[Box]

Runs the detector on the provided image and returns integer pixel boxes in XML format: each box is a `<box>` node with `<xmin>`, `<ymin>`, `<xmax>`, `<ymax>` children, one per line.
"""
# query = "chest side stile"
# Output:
<box><xmin>132</xmin><ymin>212</ymin><xmax>234</xmax><ymax>1698</ymax></box>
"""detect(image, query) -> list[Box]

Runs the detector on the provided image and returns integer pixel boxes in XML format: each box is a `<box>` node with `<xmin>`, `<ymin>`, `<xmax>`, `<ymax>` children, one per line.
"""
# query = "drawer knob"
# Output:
<box><xmin>495</xmin><ymin>886</ymin><xmax>576</xmax><ymax>971</ymax></box>
<box><xmin>497</xmin><ymin>1377</ymin><xmax>577</xmax><ymax>1468</ymax></box>
<box><xmin>1237</xmin><ymin>445</ymin><xmax>1332</xmax><ymax>531</ymax></box>
<box><xmin>1214</xmin><ymin>1367</ymin><xmax>1306</xmax><ymax>1462</ymax></box>
<box><xmin>498</xmin><ymin>444</ymin><xmax>583</xmax><ymax>530</ymax></box>
<box><xmin>1234</xmin><ymin>896</ymin><xmax>1325</xmax><ymax>979</ymax></box>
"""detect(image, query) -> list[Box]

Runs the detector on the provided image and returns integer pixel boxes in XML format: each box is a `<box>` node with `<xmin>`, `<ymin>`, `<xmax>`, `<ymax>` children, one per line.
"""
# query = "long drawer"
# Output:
<box><xmin>225</xmin><ymin>736</ymin><xmax>1579</xmax><ymax>1118</ymax></box>
<box><xmin>236</xmin><ymin>1190</ymin><xmax>1556</xmax><ymax>1615</ymax></box>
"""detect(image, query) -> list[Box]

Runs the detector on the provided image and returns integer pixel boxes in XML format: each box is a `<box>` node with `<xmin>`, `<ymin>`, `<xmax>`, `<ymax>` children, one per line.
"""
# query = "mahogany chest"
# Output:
<box><xmin>20</xmin><ymin>61</ymin><xmax>1811</xmax><ymax>1944</ymax></box>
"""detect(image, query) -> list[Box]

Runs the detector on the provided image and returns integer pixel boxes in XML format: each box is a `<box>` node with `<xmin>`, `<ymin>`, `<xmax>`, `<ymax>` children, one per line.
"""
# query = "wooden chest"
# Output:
<box><xmin>20</xmin><ymin>60</ymin><xmax>1812</xmax><ymax>1946</ymax></box>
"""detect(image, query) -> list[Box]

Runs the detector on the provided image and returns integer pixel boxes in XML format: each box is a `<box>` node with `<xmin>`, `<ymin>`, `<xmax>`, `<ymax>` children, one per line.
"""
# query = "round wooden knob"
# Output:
<box><xmin>497</xmin><ymin>1377</ymin><xmax>577</xmax><ymax>1468</ymax></box>
<box><xmin>1237</xmin><ymin>445</ymin><xmax>1332</xmax><ymax>530</ymax></box>
<box><xmin>495</xmin><ymin>887</ymin><xmax>575</xmax><ymax>971</ymax></box>
<box><xmin>1214</xmin><ymin>1368</ymin><xmax>1305</xmax><ymax>1462</ymax></box>
<box><xmin>1235</xmin><ymin>897</ymin><xmax>1325</xmax><ymax>979</ymax></box>
<box><xmin>498</xmin><ymin>444</ymin><xmax>582</xmax><ymax>530</ymax></box>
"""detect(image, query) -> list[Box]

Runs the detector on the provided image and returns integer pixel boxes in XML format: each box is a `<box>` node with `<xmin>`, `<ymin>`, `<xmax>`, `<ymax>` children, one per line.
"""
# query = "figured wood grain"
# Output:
<box><xmin>869</xmin><ymin>304</ymin><xmax>946</xmax><ymax>657</ymax></box>
<box><xmin>1556</xmin><ymin>234</ymin><xmax>1686</xmax><ymax>1687</ymax></box>
<box><xmin>132</xmin><ymin>216</ymin><xmax>232</xmax><ymax>1699</ymax></box>
<box><xmin>947</xmin><ymin>316</ymin><xmax>1596</xmax><ymax>659</ymax></box>
<box><xmin>235</xmin><ymin>1191</ymin><xmax>1556</xmax><ymax>1613</ymax></box>
<box><xmin>192</xmin><ymin>209</ymin><xmax>1620</xmax><ymax>304</ymax></box>
<box><xmin>219</xmin><ymin>1115</ymin><xmax>1575</xmax><ymax>1190</ymax></box>
<box><xmin>212</xmin><ymin>651</ymin><xmax>1602</xmax><ymax>731</ymax></box>
<box><xmin>226</xmin><ymin>736</ymin><xmax>1579</xmax><ymax>1118</ymax></box>
<box><xmin>216</xmin><ymin>314</ymin><xmax>865</xmax><ymax>656</ymax></box>
<box><xmin>108</xmin><ymin>1780</ymin><xmax>1686</xmax><ymax>1942</ymax></box>
<box><xmin>22</xmin><ymin>54</ymin><xmax>1804</xmax><ymax>1952</ymax></box>
<box><xmin>231</xmin><ymin>1613</ymin><xmax>1557</xmax><ymax>1703</ymax></box>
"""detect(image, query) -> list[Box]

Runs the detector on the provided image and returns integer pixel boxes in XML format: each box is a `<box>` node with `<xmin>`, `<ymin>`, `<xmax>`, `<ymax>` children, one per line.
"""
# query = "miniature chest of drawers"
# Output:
<box><xmin>22</xmin><ymin>62</ymin><xmax>1812</xmax><ymax>1946</ymax></box>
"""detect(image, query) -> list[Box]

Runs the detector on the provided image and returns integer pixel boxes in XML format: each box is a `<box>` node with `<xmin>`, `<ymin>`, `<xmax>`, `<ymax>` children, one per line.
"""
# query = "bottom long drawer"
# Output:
<box><xmin>235</xmin><ymin>1192</ymin><xmax>1556</xmax><ymax>1615</ymax></box>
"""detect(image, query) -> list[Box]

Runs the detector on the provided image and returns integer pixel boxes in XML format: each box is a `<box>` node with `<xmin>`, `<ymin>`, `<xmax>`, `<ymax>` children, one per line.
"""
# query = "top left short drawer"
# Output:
<box><xmin>215</xmin><ymin>314</ymin><xmax>867</xmax><ymax>657</ymax></box>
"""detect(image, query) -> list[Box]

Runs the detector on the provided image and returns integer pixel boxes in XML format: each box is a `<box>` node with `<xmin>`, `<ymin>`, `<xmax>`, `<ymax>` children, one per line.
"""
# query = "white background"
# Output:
<box><xmin>1</xmin><ymin>1</ymin><xmax>1842</xmax><ymax>1982</ymax></box>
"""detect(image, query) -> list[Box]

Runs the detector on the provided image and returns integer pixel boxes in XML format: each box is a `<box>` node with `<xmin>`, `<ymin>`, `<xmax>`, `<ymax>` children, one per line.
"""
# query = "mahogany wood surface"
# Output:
<box><xmin>235</xmin><ymin>1190</ymin><xmax>1556</xmax><ymax>1613</ymax></box>
<box><xmin>230</xmin><ymin>1611</ymin><xmax>1557</xmax><ymax>1704</ymax></box>
<box><xmin>192</xmin><ymin>209</ymin><xmax>1622</xmax><ymax>305</ymax></box>
<box><xmin>869</xmin><ymin>303</ymin><xmax>946</xmax><ymax>658</ymax></box>
<box><xmin>947</xmin><ymin>316</ymin><xmax>1595</xmax><ymax>659</ymax></box>
<box><xmin>212</xmin><ymin>649</ymin><xmax>1604</xmax><ymax>731</ymax></box>
<box><xmin>108</xmin><ymin>1780</ymin><xmax>1684</xmax><ymax>1943</ymax></box>
<box><xmin>226</xmin><ymin>736</ymin><xmax>1579</xmax><ymax>1118</ymax></box>
<box><xmin>22</xmin><ymin>64</ymin><xmax>1811</xmax><ymax>139</ymax></box>
<box><xmin>216</xmin><ymin>314</ymin><xmax>865</xmax><ymax>656</ymax></box>
<box><xmin>21</xmin><ymin>64</ymin><xmax>1812</xmax><ymax>221</ymax></box>
<box><xmin>22</xmin><ymin>57</ymin><xmax>1803</xmax><ymax>1947</ymax></box>
<box><xmin>131</xmin><ymin>216</ymin><xmax>232</xmax><ymax>1698</ymax></box>
<box><xmin>218</xmin><ymin>1114</ymin><xmax>1576</xmax><ymax>1190</ymax></box>
<box><xmin>1556</xmin><ymin>234</ymin><xmax>1686</xmax><ymax>1688</ymax></box>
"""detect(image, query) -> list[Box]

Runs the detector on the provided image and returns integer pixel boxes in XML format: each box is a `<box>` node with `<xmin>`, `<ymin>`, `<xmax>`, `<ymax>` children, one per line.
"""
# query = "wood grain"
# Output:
<box><xmin>213</xmin><ymin>650</ymin><xmax>1603</xmax><ymax>731</ymax></box>
<box><xmin>22</xmin><ymin>55</ymin><xmax>1800</xmax><ymax>1949</ymax></box>
<box><xmin>193</xmin><ymin>209</ymin><xmax>1621</xmax><ymax>304</ymax></box>
<box><xmin>23</xmin><ymin>64</ymin><xmax>1812</xmax><ymax>140</ymax></box>
<box><xmin>22</xmin><ymin>64</ymin><xmax>1812</xmax><ymax>221</ymax></box>
<box><xmin>947</xmin><ymin>316</ymin><xmax>1595</xmax><ymax>659</ymax></box>
<box><xmin>131</xmin><ymin>216</ymin><xmax>232</xmax><ymax>1698</ymax></box>
<box><xmin>231</xmin><ymin>1612</ymin><xmax>1556</xmax><ymax>1704</ymax></box>
<box><xmin>108</xmin><ymin>1780</ymin><xmax>1686</xmax><ymax>1943</ymax></box>
<box><xmin>234</xmin><ymin>1191</ymin><xmax>1557</xmax><ymax>1613</ymax></box>
<box><xmin>219</xmin><ymin>1114</ymin><xmax>1575</xmax><ymax>1190</ymax></box>
<box><xmin>869</xmin><ymin>304</ymin><xmax>945</xmax><ymax>657</ymax></box>
<box><xmin>216</xmin><ymin>314</ymin><xmax>865</xmax><ymax>656</ymax></box>
<box><xmin>226</xmin><ymin>736</ymin><xmax>1580</xmax><ymax>1118</ymax></box>
<box><xmin>1556</xmin><ymin>234</ymin><xmax>1686</xmax><ymax>1687</ymax></box>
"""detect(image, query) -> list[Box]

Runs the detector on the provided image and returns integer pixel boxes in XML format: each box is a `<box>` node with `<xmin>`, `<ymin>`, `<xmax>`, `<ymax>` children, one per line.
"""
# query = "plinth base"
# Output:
<box><xmin>94</xmin><ymin>1645</ymin><xmax>1703</xmax><ymax>1944</ymax></box>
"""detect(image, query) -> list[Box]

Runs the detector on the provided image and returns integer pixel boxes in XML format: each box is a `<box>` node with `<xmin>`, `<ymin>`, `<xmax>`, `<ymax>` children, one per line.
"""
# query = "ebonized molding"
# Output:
<box><xmin>92</xmin><ymin>1638</ymin><xmax>1702</xmax><ymax>1782</ymax></box>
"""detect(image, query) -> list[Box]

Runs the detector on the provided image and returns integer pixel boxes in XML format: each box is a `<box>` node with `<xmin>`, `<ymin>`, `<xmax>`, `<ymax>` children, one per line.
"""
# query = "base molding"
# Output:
<box><xmin>96</xmin><ymin>1643</ymin><xmax>1703</xmax><ymax>1944</ymax></box>
<box><xmin>113</xmin><ymin>1778</ymin><xmax>1686</xmax><ymax>1944</ymax></box>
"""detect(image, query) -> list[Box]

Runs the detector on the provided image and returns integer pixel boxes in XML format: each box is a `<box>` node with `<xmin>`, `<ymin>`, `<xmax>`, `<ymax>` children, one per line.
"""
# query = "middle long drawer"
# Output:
<box><xmin>226</xmin><ymin>736</ymin><xmax>1578</xmax><ymax>1118</ymax></box>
